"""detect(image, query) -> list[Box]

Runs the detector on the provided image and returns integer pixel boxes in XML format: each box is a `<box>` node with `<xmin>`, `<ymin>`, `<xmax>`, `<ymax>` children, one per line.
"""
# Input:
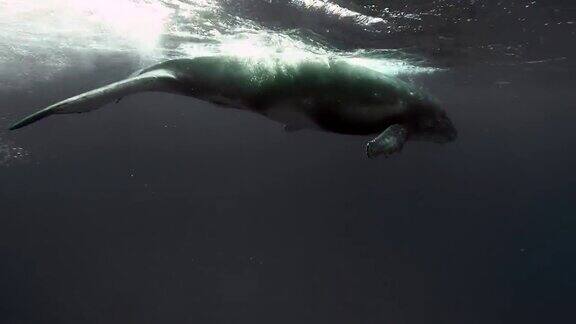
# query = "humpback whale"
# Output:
<box><xmin>9</xmin><ymin>56</ymin><xmax>456</xmax><ymax>157</ymax></box>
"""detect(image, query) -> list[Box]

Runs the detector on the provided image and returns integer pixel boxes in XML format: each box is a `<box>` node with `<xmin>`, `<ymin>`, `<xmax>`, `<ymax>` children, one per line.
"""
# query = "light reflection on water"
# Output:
<box><xmin>0</xmin><ymin>0</ymin><xmax>436</xmax><ymax>87</ymax></box>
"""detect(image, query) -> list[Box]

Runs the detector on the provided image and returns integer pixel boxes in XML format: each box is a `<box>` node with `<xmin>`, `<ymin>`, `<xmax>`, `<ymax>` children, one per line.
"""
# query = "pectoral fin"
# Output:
<box><xmin>366</xmin><ymin>124</ymin><xmax>408</xmax><ymax>158</ymax></box>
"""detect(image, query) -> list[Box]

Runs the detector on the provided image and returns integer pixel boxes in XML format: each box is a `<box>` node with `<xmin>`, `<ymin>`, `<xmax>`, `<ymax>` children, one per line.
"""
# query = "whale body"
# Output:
<box><xmin>10</xmin><ymin>56</ymin><xmax>457</xmax><ymax>157</ymax></box>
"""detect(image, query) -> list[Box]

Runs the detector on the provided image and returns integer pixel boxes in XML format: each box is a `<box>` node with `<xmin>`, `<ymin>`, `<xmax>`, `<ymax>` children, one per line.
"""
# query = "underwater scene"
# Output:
<box><xmin>1</xmin><ymin>1</ymin><xmax>575</xmax><ymax>323</ymax></box>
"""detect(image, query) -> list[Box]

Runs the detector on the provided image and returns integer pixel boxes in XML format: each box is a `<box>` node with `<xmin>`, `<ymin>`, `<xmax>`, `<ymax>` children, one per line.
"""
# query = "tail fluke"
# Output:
<box><xmin>9</xmin><ymin>107</ymin><xmax>54</xmax><ymax>130</ymax></box>
<box><xmin>9</xmin><ymin>69</ymin><xmax>177</xmax><ymax>130</ymax></box>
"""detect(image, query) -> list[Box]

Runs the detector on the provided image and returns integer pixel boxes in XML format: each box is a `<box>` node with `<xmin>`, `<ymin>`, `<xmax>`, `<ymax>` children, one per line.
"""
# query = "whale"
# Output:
<box><xmin>9</xmin><ymin>56</ymin><xmax>457</xmax><ymax>157</ymax></box>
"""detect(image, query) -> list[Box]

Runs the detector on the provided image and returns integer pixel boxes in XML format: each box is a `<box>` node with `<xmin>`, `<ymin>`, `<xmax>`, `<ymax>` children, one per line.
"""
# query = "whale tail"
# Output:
<box><xmin>9</xmin><ymin>69</ymin><xmax>178</xmax><ymax>130</ymax></box>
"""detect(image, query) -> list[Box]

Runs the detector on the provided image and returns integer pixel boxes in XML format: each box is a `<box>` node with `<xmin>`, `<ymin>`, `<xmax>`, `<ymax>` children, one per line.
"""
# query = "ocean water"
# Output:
<box><xmin>0</xmin><ymin>1</ymin><xmax>575</xmax><ymax>323</ymax></box>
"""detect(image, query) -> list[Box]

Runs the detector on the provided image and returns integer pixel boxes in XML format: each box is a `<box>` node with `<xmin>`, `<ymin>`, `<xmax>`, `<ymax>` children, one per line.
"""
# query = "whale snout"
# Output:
<box><xmin>440</xmin><ymin>118</ymin><xmax>458</xmax><ymax>143</ymax></box>
<box><xmin>409</xmin><ymin>110</ymin><xmax>458</xmax><ymax>145</ymax></box>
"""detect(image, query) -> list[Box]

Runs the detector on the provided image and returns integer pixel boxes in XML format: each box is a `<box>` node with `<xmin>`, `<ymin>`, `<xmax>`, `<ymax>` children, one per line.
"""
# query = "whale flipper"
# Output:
<box><xmin>9</xmin><ymin>69</ymin><xmax>178</xmax><ymax>130</ymax></box>
<box><xmin>366</xmin><ymin>124</ymin><xmax>408</xmax><ymax>158</ymax></box>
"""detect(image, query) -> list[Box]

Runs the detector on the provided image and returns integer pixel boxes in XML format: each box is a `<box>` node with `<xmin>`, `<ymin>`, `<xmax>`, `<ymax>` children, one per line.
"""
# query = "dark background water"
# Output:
<box><xmin>1</xmin><ymin>1</ymin><xmax>575</xmax><ymax>323</ymax></box>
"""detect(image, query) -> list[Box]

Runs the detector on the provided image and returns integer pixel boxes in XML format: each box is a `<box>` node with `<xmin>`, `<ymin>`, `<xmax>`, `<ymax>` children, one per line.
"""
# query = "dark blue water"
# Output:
<box><xmin>1</xmin><ymin>1</ymin><xmax>575</xmax><ymax>323</ymax></box>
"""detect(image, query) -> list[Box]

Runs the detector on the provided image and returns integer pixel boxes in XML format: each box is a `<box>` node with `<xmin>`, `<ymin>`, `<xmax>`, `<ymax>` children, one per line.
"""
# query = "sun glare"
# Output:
<box><xmin>0</xmin><ymin>0</ymin><xmax>171</xmax><ymax>52</ymax></box>
<box><xmin>0</xmin><ymin>0</ymin><xmax>435</xmax><ymax>82</ymax></box>
<box><xmin>66</xmin><ymin>0</ymin><xmax>171</xmax><ymax>51</ymax></box>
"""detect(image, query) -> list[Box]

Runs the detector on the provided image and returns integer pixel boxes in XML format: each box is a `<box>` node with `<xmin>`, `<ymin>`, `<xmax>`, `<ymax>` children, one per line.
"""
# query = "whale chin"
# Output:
<box><xmin>427</xmin><ymin>124</ymin><xmax>458</xmax><ymax>144</ymax></box>
<box><xmin>410</xmin><ymin>110</ymin><xmax>458</xmax><ymax>144</ymax></box>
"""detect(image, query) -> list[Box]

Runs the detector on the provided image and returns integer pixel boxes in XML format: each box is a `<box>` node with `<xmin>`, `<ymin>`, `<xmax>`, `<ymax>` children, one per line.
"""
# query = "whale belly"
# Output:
<box><xmin>309</xmin><ymin>99</ymin><xmax>408</xmax><ymax>135</ymax></box>
<box><xmin>263</xmin><ymin>103</ymin><xmax>320</xmax><ymax>130</ymax></box>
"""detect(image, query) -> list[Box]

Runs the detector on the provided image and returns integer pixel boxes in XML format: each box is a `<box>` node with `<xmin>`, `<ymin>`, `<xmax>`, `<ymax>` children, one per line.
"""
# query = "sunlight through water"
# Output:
<box><xmin>0</xmin><ymin>0</ymin><xmax>436</xmax><ymax>87</ymax></box>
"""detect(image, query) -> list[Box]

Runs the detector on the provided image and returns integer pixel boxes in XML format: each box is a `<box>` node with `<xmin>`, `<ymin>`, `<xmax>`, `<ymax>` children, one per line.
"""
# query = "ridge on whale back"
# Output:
<box><xmin>9</xmin><ymin>56</ymin><xmax>457</xmax><ymax>158</ymax></box>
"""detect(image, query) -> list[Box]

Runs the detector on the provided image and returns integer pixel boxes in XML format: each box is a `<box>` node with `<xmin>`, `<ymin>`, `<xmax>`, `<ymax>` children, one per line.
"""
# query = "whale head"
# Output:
<box><xmin>408</xmin><ymin>102</ymin><xmax>457</xmax><ymax>144</ymax></box>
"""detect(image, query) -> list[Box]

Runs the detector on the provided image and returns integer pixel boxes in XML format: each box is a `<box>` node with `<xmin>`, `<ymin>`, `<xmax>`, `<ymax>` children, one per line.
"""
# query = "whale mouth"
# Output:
<box><xmin>432</xmin><ymin>129</ymin><xmax>457</xmax><ymax>144</ymax></box>
<box><xmin>432</xmin><ymin>117</ymin><xmax>458</xmax><ymax>143</ymax></box>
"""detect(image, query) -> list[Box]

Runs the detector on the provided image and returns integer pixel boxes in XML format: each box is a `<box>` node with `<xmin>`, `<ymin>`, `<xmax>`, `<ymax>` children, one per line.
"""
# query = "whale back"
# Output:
<box><xmin>148</xmin><ymin>57</ymin><xmax>427</xmax><ymax>134</ymax></box>
<box><xmin>150</xmin><ymin>57</ymin><xmax>418</xmax><ymax>105</ymax></box>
